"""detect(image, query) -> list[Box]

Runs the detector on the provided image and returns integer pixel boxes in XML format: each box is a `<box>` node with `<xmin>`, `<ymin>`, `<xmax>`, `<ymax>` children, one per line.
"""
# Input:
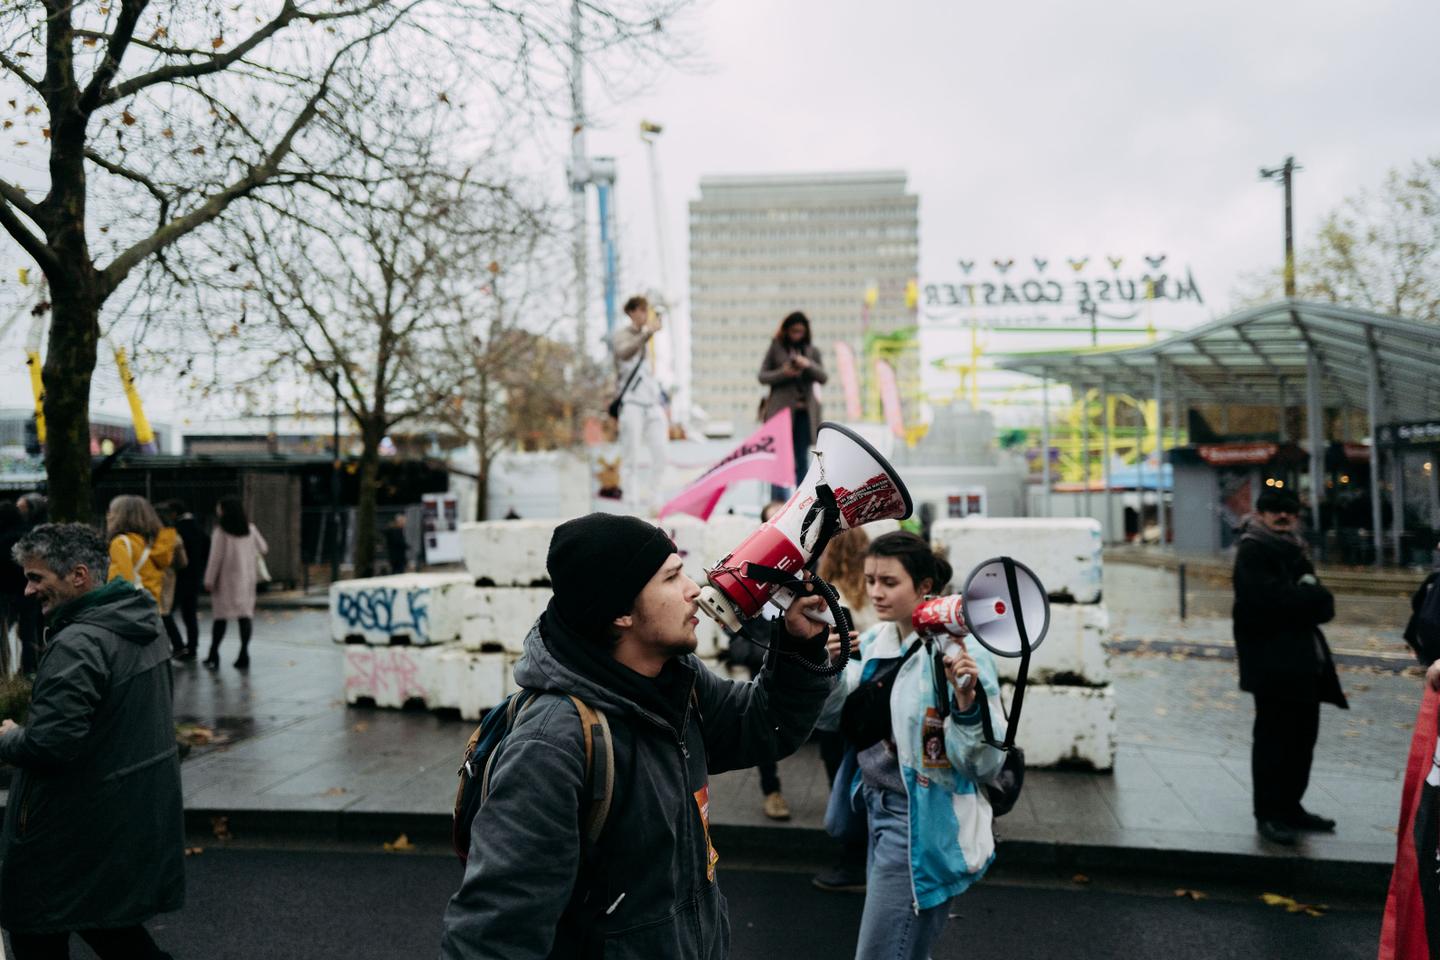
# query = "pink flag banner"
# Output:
<box><xmin>875</xmin><ymin>360</ymin><xmax>905</xmax><ymax>438</ymax></box>
<box><xmin>659</xmin><ymin>408</ymin><xmax>795</xmax><ymax>520</ymax></box>
<box><xmin>833</xmin><ymin>341</ymin><xmax>863</xmax><ymax>421</ymax></box>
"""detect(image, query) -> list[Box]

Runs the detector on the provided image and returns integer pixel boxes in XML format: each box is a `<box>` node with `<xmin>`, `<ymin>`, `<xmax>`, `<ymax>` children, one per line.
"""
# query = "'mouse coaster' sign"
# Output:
<box><xmin>922</xmin><ymin>254</ymin><xmax>1204</xmax><ymax>329</ymax></box>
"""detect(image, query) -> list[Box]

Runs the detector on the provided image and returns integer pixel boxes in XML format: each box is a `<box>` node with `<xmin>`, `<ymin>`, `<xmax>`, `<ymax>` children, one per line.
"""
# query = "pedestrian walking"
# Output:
<box><xmin>0</xmin><ymin>501</ymin><xmax>25</xmax><ymax>674</ymax></box>
<box><xmin>105</xmin><ymin>495</ymin><xmax>175</xmax><ymax>606</ymax></box>
<box><xmin>757</xmin><ymin>311</ymin><xmax>827</xmax><ymax>498</ymax></box>
<box><xmin>384</xmin><ymin>513</ymin><xmax>409</xmax><ymax>574</ymax></box>
<box><xmin>202</xmin><ymin>495</ymin><xmax>268</xmax><ymax>670</ymax></box>
<box><xmin>162</xmin><ymin>500</ymin><xmax>208</xmax><ymax>661</ymax></box>
<box><xmin>830</xmin><ymin>532</ymin><xmax>1005</xmax><ymax>959</ymax></box>
<box><xmin>154</xmin><ymin>502</ymin><xmax>191</xmax><ymax>657</ymax></box>
<box><xmin>810</xmin><ymin>525</ymin><xmax>873</xmax><ymax>893</ymax></box>
<box><xmin>1</xmin><ymin>523</ymin><xmax>184</xmax><ymax>959</ymax></box>
<box><xmin>440</xmin><ymin>512</ymin><xmax>834</xmax><ymax>959</ymax></box>
<box><xmin>14</xmin><ymin>494</ymin><xmax>47</xmax><ymax>674</ymax></box>
<box><xmin>1403</xmin><ymin>545</ymin><xmax>1440</xmax><ymax>667</ymax></box>
<box><xmin>609</xmin><ymin>295</ymin><xmax>668</xmax><ymax>516</ymax></box>
<box><xmin>1232</xmin><ymin>487</ymin><xmax>1347</xmax><ymax>846</ymax></box>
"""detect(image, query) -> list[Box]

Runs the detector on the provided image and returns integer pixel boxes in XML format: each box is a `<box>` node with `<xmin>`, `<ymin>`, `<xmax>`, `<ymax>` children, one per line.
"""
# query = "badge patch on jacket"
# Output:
<box><xmin>694</xmin><ymin>784</ymin><xmax>719</xmax><ymax>882</ymax></box>
<box><xmin>922</xmin><ymin>707</ymin><xmax>950</xmax><ymax>769</ymax></box>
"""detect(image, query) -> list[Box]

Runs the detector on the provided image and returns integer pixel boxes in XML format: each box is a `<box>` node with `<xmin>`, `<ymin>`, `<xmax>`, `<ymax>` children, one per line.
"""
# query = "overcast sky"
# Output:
<box><xmin>4</xmin><ymin>0</ymin><xmax>1439</xmax><ymax>431</ymax></box>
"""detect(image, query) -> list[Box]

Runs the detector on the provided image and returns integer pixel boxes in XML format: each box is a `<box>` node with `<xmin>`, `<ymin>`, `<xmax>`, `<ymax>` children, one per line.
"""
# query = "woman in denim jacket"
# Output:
<box><xmin>828</xmin><ymin>532</ymin><xmax>1006</xmax><ymax>959</ymax></box>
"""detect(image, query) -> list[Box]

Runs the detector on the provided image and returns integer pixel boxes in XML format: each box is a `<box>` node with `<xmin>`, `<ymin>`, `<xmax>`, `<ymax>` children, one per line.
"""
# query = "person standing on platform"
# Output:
<box><xmin>757</xmin><ymin>312</ymin><xmax>826</xmax><ymax>499</ymax></box>
<box><xmin>610</xmin><ymin>295</ymin><xmax>668</xmax><ymax>517</ymax></box>
<box><xmin>1232</xmin><ymin>487</ymin><xmax>1347</xmax><ymax>846</ymax></box>
<box><xmin>163</xmin><ymin>500</ymin><xmax>208</xmax><ymax>662</ymax></box>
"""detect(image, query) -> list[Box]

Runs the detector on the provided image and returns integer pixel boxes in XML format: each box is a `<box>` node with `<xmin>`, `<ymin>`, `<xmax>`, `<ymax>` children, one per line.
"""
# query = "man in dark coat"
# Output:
<box><xmin>165</xmin><ymin>499</ymin><xmax>209</xmax><ymax>660</ymax></box>
<box><xmin>440</xmin><ymin>513</ymin><xmax>834</xmax><ymax>959</ymax></box>
<box><xmin>1</xmin><ymin>523</ymin><xmax>184</xmax><ymax>959</ymax></box>
<box><xmin>1233</xmin><ymin>488</ymin><xmax>1347</xmax><ymax>847</ymax></box>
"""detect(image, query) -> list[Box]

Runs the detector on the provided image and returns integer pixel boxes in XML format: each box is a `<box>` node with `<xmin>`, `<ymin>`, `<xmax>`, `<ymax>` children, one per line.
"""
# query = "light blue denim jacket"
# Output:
<box><xmin>843</xmin><ymin>621</ymin><xmax>1007</xmax><ymax>910</ymax></box>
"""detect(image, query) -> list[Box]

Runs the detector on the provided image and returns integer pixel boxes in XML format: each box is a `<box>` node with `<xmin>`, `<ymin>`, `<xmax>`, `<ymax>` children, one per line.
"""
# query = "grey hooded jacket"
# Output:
<box><xmin>439</xmin><ymin>618</ymin><xmax>833</xmax><ymax>959</ymax></box>
<box><xmin>0</xmin><ymin>578</ymin><xmax>185</xmax><ymax>933</ymax></box>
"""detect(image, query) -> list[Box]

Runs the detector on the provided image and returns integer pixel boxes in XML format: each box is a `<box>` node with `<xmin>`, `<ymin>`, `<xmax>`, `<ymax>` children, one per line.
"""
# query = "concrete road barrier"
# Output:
<box><xmin>330</xmin><ymin>573</ymin><xmax>472</xmax><ymax>646</ymax></box>
<box><xmin>460</xmin><ymin>519</ymin><xmax>560</xmax><ymax>587</ymax></box>
<box><xmin>992</xmin><ymin>603</ymin><xmax>1110</xmax><ymax>685</ymax></box>
<box><xmin>933</xmin><ymin>518</ymin><xmax>1103</xmax><ymax>603</ymax></box>
<box><xmin>1002</xmin><ymin>681</ymin><xmax>1116</xmax><ymax>770</ymax></box>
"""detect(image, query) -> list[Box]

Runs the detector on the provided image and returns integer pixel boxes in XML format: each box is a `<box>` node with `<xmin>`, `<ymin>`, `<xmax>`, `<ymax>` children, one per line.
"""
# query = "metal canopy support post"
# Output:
<box><xmin>1305</xmin><ymin>347</ymin><xmax>1325</xmax><ymax>545</ymax></box>
<box><xmin>1102</xmin><ymin>377</ymin><xmax>1113</xmax><ymax>543</ymax></box>
<box><xmin>1394</xmin><ymin>455</ymin><xmax>1406</xmax><ymax>566</ymax></box>
<box><xmin>1430</xmin><ymin>451</ymin><xmax>1440</xmax><ymax>539</ymax></box>
<box><xmin>1284</xmin><ymin>377</ymin><xmax>1296</xmax><ymax>449</ymax></box>
<box><xmin>1081</xmin><ymin>381</ymin><xmax>1092</xmax><ymax>525</ymax></box>
<box><xmin>1040</xmin><ymin>373</ymin><xmax>1052</xmax><ymax>518</ymax></box>
<box><xmin>1154</xmin><ymin>358</ymin><xmax>1166</xmax><ymax>546</ymax></box>
<box><xmin>1367</xmin><ymin>338</ymin><xmax>1383</xmax><ymax>567</ymax></box>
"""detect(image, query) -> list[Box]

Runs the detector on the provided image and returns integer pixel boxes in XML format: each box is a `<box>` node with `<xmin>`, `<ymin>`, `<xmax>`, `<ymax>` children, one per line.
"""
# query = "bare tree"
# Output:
<box><xmin>0</xmin><ymin>0</ymin><xmax>684</xmax><ymax>521</ymax></box>
<box><xmin>427</xmin><ymin>249</ymin><xmax>608</xmax><ymax>521</ymax></box>
<box><xmin>1237</xmin><ymin>156</ymin><xmax>1440</xmax><ymax>324</ymax></box>
<box><xmin>230</xmin><ymin>149</ymin><xmax>544</xmax><ymax>575</ymax></box>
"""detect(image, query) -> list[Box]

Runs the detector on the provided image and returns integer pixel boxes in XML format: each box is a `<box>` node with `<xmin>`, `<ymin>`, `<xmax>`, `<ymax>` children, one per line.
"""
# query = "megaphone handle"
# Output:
<box><xmin>771</xmin><ymin>586</ymin><xmax>836</xmax><ymax>627</ymax></box>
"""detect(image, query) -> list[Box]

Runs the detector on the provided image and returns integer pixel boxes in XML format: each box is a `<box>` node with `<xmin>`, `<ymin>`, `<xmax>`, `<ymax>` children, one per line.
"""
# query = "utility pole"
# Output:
<box><xmin>330</xmin><ymin>371</ymin><xmax>342</xmax><ymax>584</ymax></box>
<box><xmin>569</xmin><ymin>0</ymin><xmax>589</xmax><ymax>361</ymax></box>
<box><xmin>1260</xmin><ymin>155</ymin><xmax>1301</xmax><ymax>297</ymax></box>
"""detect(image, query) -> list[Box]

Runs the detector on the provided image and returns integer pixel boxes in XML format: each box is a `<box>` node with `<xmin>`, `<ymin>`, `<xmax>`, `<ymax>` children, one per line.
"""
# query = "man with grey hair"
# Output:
<box><xmin>1</xmin><ymin>523</ymin><xmax>184</xmax><ymax>959</ymax></box>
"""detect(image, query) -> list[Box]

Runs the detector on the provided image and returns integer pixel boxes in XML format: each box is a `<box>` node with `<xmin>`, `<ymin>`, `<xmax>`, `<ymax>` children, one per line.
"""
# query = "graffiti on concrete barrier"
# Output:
<box><xmin>344</xmin><ymin>648</ymin><xmax>426</xmax><ymax>703</ymax></box>
<box><xmin>335</xmin><ymin>586</ymin><xmax>430</xmax><ymax>642</ymax></box>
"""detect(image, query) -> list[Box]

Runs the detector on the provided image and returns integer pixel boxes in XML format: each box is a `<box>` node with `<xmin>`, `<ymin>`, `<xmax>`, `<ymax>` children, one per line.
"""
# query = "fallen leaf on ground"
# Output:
<box><xmin>1174</xmin><ymin>889</ymin><xmax>1208</xmax><ymax>900</ymax></box>
<box><xmin>1260</xmin><ymin>893</ymin><xmax>1327</xmax><ymax>917</ymax></box>
<box><xmin>323</xmin><ymin>787</ymin><xmax>347</xmax><ymax>796</ymax></box>
<box><xmin>1071</xmin><ymin>873</ymin><xmax>1090</xmax><ymax>885</ymax></box>
<box><xmin>1154</xmin><ymin>707</ymin><xmax>1169</xmax><ymax>717</ymax></box>
<box><xmin>353</xmin><ymin>722</ymin><xmax>370</xmax><ymax>733</ymax></box>
<box><xmin>384</xmin><ymin>834</ymin><xmax>415</xmax><ymax>853</ymax></box>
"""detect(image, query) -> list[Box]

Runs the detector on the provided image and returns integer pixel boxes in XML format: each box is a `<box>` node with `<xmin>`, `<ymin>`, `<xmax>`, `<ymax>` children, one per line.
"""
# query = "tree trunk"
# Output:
<box><xmin>354</xmin><ymin>421</ymin><xmax>382</xmax><ymax>578</ymax></box>
<box><xmin>475</xmin><ymin>442</ymin><xmax>490</xmax><ymax>521</ymax></box>
<box><xmin>42</xmin><ymin>272</ymin><xmax>102</xmax><ymax>524</ymax></box>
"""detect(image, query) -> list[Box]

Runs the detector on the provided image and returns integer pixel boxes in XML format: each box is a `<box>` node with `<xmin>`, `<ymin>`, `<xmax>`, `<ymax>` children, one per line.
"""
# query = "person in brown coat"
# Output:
<box><xmin>757</xmin><ymin>311</ymin><xmax>827</xmax><ymax>494</ymax></box>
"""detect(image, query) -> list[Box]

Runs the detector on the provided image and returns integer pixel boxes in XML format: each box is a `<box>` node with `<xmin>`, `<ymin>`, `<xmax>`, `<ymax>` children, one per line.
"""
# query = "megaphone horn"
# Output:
<box><xmin>697</xmin><ymin>422</ymin><xmax>912</xmax><ymax>635</ymax></box>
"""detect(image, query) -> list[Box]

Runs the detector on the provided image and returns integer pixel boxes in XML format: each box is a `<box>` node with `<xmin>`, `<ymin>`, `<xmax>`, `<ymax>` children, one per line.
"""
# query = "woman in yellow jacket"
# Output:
<box><xmin>106</xmin><ymin>495</ymin><xmax>175</xmax><ymax>606</ymax></box>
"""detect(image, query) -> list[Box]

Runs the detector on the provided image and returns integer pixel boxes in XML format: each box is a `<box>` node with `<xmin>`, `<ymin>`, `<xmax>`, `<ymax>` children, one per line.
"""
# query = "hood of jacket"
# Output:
<box><xmin>512</xmin><ymin>601</ymin><xmax>697</xmax><ymax>736</ymax></box>
<box><xmin>47</xmin><ymin>578</ymin><xmax>160</xmax><ymax>645</ymax></box>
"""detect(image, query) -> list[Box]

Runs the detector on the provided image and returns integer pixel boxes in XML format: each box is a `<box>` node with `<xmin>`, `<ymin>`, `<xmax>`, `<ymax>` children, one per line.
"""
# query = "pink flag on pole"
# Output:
<box><xmin>658</xmin><ymin>408</ymin><xmax>795</xmax><ymax>520</ymax></box>
<box><xmin>833</xmin><ymin>341</ymin><xmax>863</xmax><ymax>421</ymax></box>
<box><xmin>875</xmin><ymin>360</ymin><xmax>906</xmax><ymax>438</ymax></box>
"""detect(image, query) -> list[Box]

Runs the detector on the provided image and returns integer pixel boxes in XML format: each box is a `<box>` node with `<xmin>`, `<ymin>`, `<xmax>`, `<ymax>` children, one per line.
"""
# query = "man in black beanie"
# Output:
<box><xmin>441</xmin><ymin>513</ymin><xmax>834</xmax><ymax>959</ymax></box>
<box><xmin>1233</xmin><ymin>487</ymin><xmax>1347</xmax><ymax>847</ymax></box>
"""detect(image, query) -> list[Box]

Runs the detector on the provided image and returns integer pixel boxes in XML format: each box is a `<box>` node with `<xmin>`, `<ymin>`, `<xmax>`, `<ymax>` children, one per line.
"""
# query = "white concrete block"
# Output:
<box><xmin>993</xmin><ymin>603</ymin><xmax>1110</xmax><ymax>685</ymax></box>
<box><xmin>658</xmin><ymin>514</ymin><xmax>711</xmax><ymax>585</ymax></box>
<box><xmin>931</xmin><ymin>517</ymin><xmax>1103</xmax><ymax>604</ymax></box>
<box><xmin>461</xmin><ymin>519</ymin><xmax>560</xmax><ymax>587</ymax></box>
<box><xmin>330</xmin><ymin>572</ymin><xmax>472</xmax><ymax>645</ymax></box>
<box><xmin>343</xmin><ymin>646</ymin><xmax>430</xmax><ymax>709</ymax></box>
<box><xmin>427</xmin><ymin>648</ymin><xmax>515</xmax><ymax>721</ymax></box>
<box><xmin>462</xmin><ymin>587</ymin><xmax>552</xmax><ymax>653</ymax></box>
<box><xmin>1001</xmin><ymin>682</ymin><xmax>1115</xmax><ymax>770</ymax></box>
<box><xmin>703</xmin><ymin>514</ymin><xmax>762</xmax><ymax>573</ymax></box>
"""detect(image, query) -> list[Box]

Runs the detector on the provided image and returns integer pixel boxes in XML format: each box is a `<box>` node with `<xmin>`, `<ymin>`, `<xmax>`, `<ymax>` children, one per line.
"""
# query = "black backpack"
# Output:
<box><xmin>452</xmin><ymin>691</ymin><xmax>613</xmax><ymax>863</ymax></box>
<box><xmin>1406</xmin><ymin>574</ymin><xmax>1440</xmax><ymax>666</ymax></box>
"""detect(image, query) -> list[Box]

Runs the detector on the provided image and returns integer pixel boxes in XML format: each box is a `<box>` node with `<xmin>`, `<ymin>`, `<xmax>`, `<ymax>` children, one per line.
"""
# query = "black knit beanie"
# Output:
<box><xmin>1255</xmin><ymin>488</ymin><xmax>1301</xmax><ymax>513</ymax></box>
<box><xmin>547</xmin><ymin>513</ymin><xmax>678</xmax><ymax>633</ymax></box>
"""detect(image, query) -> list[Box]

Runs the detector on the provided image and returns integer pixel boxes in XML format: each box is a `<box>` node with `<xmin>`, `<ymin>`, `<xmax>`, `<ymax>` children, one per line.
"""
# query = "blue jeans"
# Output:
<box><xmin>854</xmin><ymin>784</ymin><xmax>952</xmax><ymax>960</ymax></box>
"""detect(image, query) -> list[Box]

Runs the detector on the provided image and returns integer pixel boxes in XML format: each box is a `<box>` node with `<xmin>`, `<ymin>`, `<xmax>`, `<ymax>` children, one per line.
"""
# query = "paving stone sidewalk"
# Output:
<box><xmin>174</xmin><ymin>602</ymin><xmax>1421</xmax><ymax>888</ymax></box>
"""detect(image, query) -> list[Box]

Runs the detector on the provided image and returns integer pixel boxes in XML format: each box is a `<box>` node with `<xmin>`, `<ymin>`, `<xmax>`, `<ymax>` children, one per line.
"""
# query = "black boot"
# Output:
<box><xmin>203</xmin><ymin>645</ymin><xmax>220</xmax><ymax>669</ymax></box>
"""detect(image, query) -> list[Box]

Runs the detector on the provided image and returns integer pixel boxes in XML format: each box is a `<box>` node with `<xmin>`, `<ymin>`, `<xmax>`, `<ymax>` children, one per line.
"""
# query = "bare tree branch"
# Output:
<box><xmin>0</xmin><ymin>177</ymin><xmax>43</xmax><ymax>223</ymax></box>
<box><xmin>79</xmin><ymin>0</ymin><xmax>146</xmax><ymax>112</ymax></box>
<box><xmin>99</xmin><ymin>0</ymin><xmax>394</xmax><ymax>106</ymax></box>
<box><xmin>0</xmin><ymin>196</ymin><xmax>59</xmax><ymax>274</ymax></box>
<box><xmin>0</xmin><ymin>50</ymin><xmax>45</xmax><ymax>94</ymax></box>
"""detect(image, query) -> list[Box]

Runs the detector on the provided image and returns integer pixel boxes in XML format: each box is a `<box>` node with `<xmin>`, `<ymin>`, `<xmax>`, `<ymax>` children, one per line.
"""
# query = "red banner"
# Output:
<box><xmin>1196</xmin><ymin>442</ymin><xmax>1278</xmax><ymax>465</ymax></box>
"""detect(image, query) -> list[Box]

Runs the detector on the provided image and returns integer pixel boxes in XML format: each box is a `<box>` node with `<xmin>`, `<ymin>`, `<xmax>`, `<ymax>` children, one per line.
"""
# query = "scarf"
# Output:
<box><xmin>1237</xmin><ymin>513</ymin><xmax>1307</xmax><ymax>555</ymax></box>
<box><xmin>539</xmin><ymin>601</ymin><xmax>695</xmax><ymax>735</ymax></box>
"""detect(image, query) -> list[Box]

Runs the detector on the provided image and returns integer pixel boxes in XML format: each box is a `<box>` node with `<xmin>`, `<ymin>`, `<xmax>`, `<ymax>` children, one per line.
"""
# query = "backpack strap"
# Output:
<box><xmin>480</xmin><ymin>690</ymin><xmax>537</xmax><ymax>803</ymax></box>
<box><xmin>569</xmin><ymin>696</ymin><xmax>614</xmax><ymax>846</ymax></box>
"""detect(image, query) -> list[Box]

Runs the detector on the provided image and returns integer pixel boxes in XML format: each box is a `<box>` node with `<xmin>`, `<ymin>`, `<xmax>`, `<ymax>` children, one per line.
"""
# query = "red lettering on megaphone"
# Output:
<box><xmin>911</xmin><ymin>595</ymin><xmax>968</xmax><ymax>639</ymax></box>
<box><xmin>834</xmin><ymin>472</ymin><xmax>908</xmax><ymax>527</ymax></box>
